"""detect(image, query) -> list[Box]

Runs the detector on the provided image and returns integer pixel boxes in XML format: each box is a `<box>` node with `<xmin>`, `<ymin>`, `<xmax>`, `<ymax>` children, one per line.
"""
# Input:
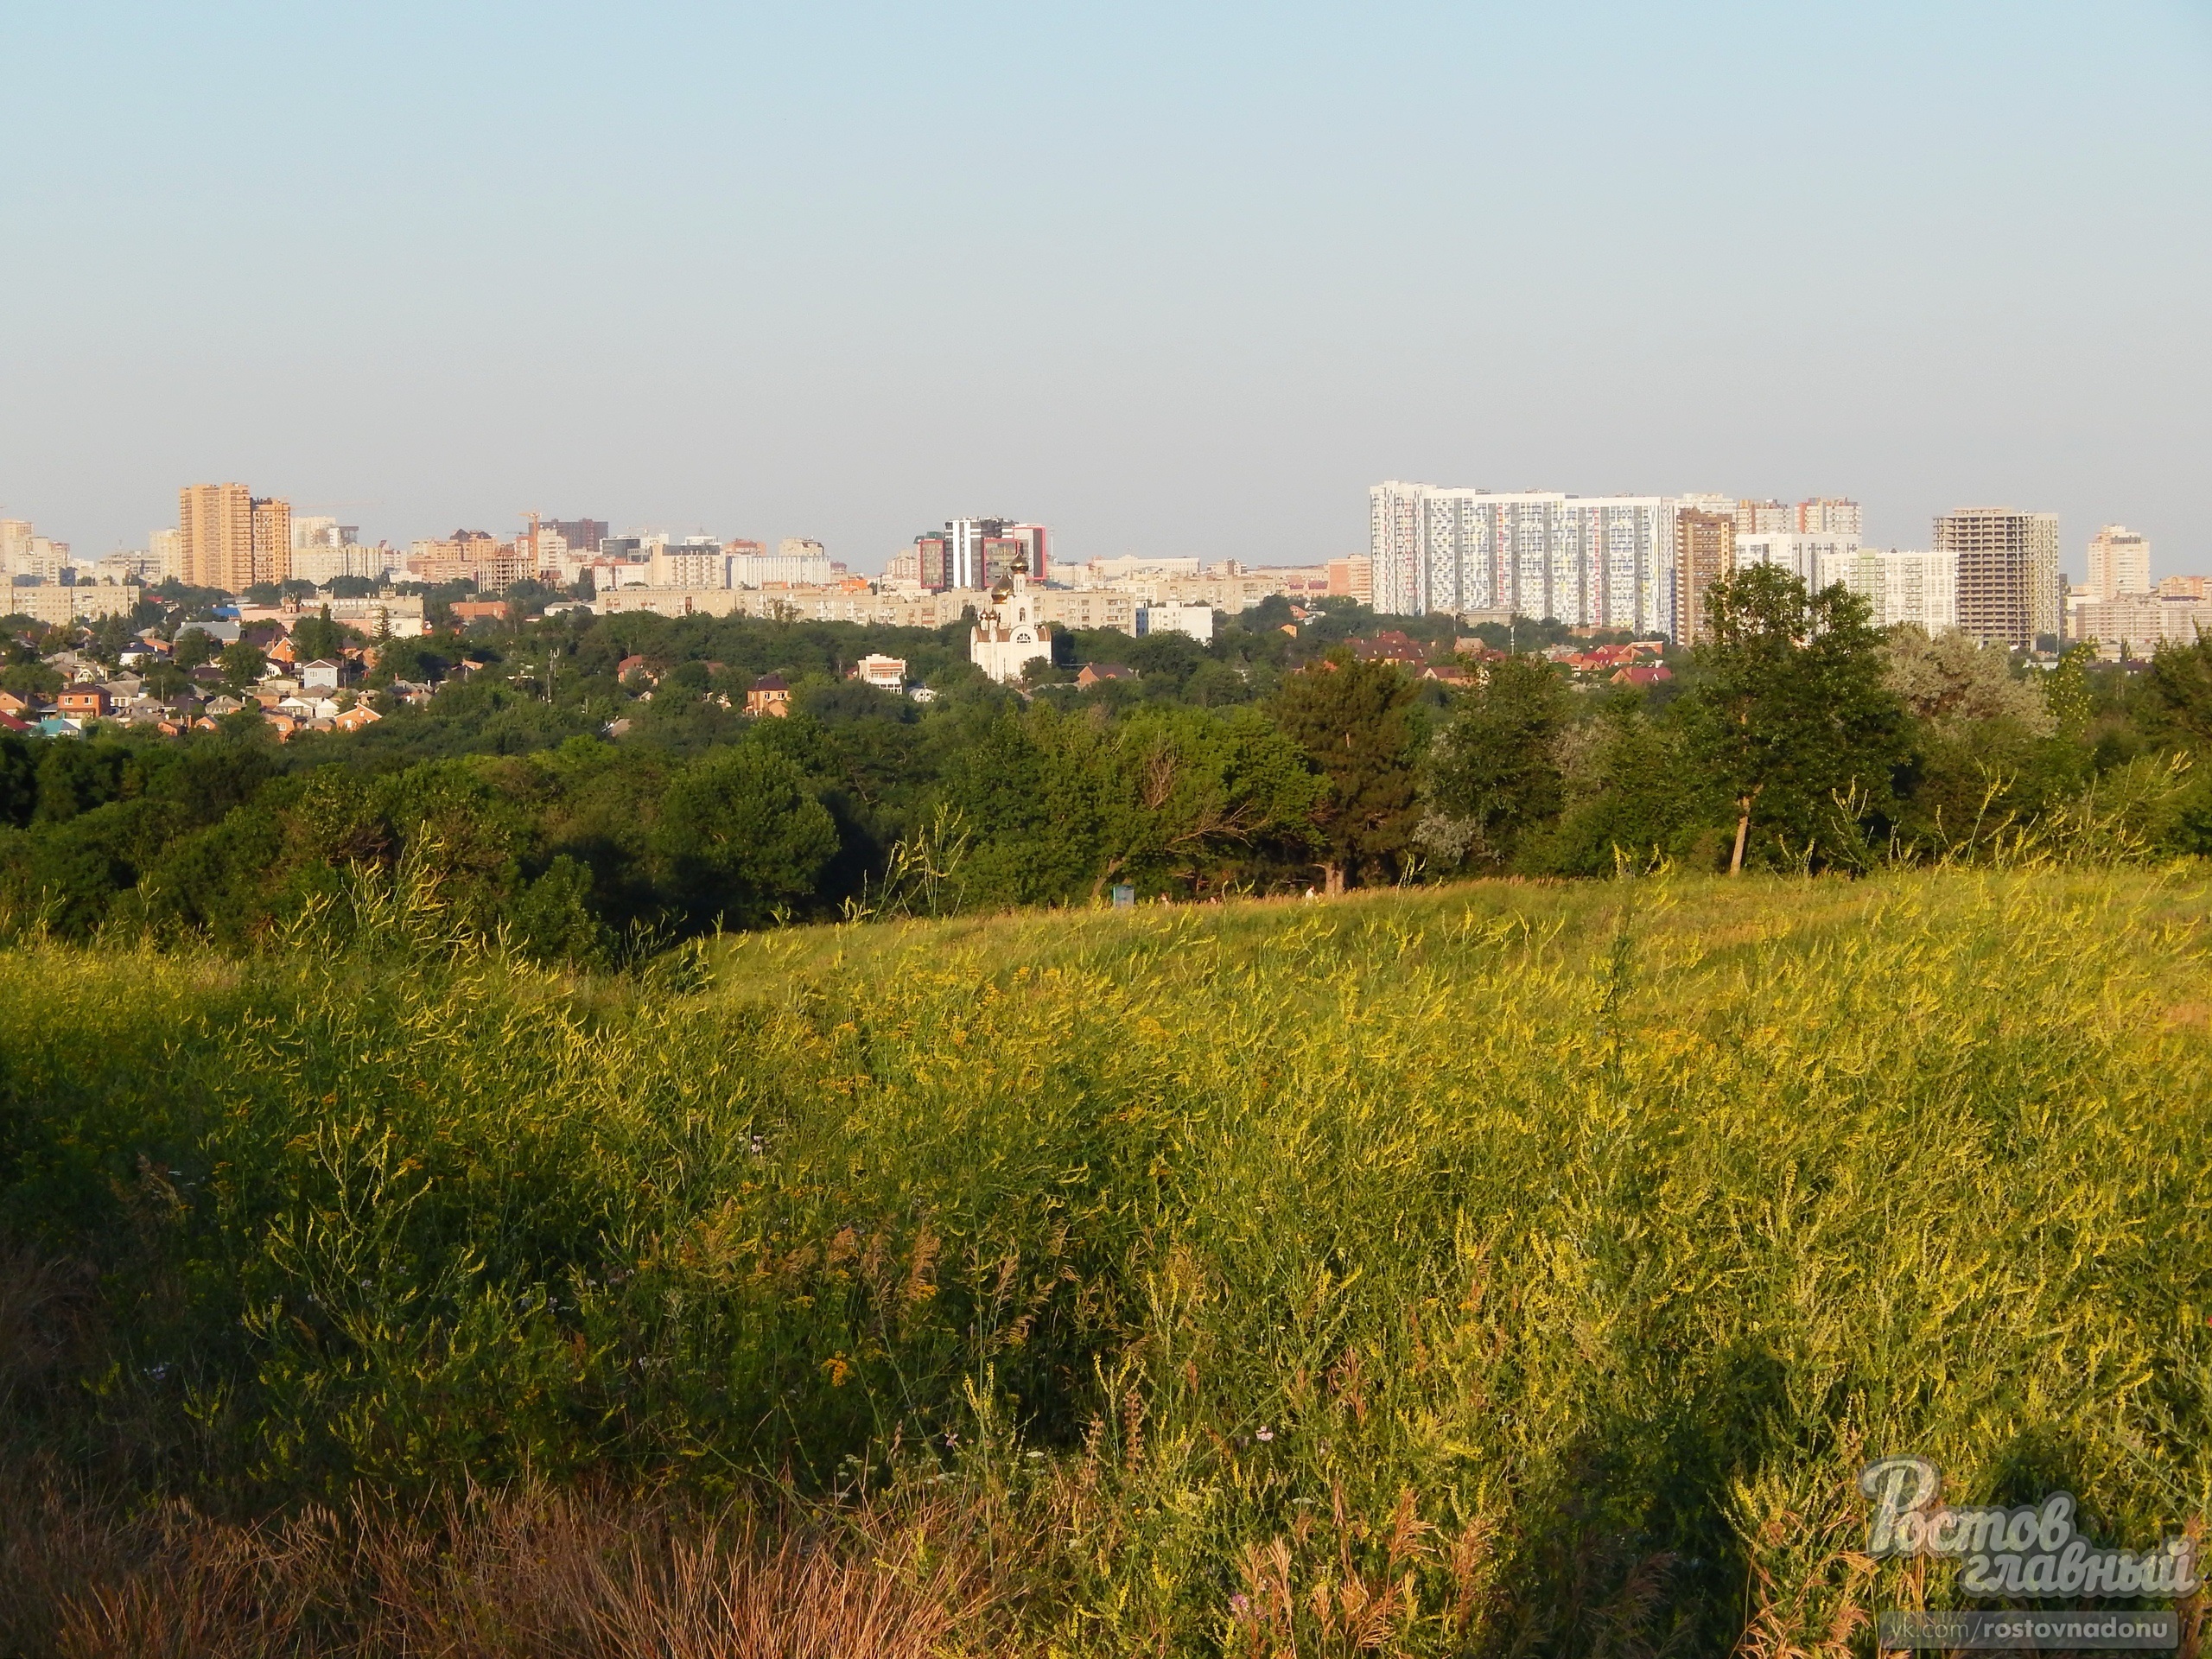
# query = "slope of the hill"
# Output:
<box><xmin>3</xmin><ymin>868</ymin><xmax>2209</xmax><ymax>1655</ymax></box>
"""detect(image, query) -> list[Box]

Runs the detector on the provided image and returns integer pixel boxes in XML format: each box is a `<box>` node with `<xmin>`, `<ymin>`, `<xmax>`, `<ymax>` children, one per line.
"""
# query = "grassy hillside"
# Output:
<box><xmin>4</xmin><ymin>868</ymin><xmax>2211</xmax><ymax>1654</ymax></box>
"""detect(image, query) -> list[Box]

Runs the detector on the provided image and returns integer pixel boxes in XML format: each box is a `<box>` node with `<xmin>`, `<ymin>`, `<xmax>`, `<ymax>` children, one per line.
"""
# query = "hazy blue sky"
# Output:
<box><xmin>3</xmin><ymin>1</ymin><xmax>2209</xmax><ymax>579</ymax></box>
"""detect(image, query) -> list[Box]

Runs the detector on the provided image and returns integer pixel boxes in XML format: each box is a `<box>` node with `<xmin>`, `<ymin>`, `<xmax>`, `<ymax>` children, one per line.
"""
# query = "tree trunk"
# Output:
<box><xmin>1730</xmin><ymin>800</ymin><xmax>1752</xmax><ymax>875</ymax></box>
<box><xmin>1324</xmin><ymin>862</ymin><xmax>1345</xmax><ymax>898</ymax></box>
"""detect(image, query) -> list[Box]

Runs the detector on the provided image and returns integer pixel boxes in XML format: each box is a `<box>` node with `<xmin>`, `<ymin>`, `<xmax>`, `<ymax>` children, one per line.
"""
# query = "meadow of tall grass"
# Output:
<box><xmin>3</xmin><ymin>866</ymin><xmax>2209</xmax><ymax>1655</ymax></box>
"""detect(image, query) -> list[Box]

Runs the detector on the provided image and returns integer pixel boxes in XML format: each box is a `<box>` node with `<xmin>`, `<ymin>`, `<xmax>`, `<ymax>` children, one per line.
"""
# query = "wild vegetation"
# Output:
<box><xmin>4</xmin><ymin>862</ymin><xmax>2210</xmax><ymax>1654</ymax></box>
<box><xmin>11</xmin><ymin>567</ymin><xmax>2212</xmax><ymax>951</ymax></box>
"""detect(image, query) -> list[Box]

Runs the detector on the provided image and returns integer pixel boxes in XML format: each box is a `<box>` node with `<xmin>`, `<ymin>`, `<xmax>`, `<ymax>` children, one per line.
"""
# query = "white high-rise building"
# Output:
<box><xmin>1738</xmin><ymin>531</ymin><xmax>1859</xmax><ymax>589</ymax></box>
<box><xmin>149</xmin><ymin>529</ymin><xmax>184</xmax><ymax>581</ymax></box>
<box><xmin>1369</xmin><ymin>482</ymin><xmax>1676</xmax><ymax>632</ymax></box>
<box><xmin>2086</xmin><ymin>524</ymin><xmax>2151</xmax><ymax>601</ymax></box>
<box><xmin>292</xmin><ymin>515</ymin><xmax>353</xmax><ymax>550</ymax></box>
<box><xmin>1817</xmin><ymin>548</ymin><xmax>1958</xmax><ymax>633</ymax></box>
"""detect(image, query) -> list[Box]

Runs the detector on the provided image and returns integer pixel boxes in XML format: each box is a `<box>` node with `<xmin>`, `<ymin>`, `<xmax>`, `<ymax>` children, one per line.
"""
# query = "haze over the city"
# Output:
<box><xmin>4</xmin><ymin>0</ymin><xmax>2208</xmax><ymax>579</ymax></box>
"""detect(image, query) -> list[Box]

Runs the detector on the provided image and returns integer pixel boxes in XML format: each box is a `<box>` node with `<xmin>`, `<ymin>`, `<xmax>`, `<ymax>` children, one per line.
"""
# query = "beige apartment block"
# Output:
<box><xmin>6</xmin><ymin>582</ymin><xmax>141</xmax><ymax>626</ymax></box>
<box><xmin>251</xmin><ymin>495</ymin><xmax>291</xmax><ymax>587</ymax></box>
<box><xmin>181</xmin><ymin>483</ymin><xmax>249</xmax><ymax>589</ymax></box>
<box><xmin>2069</xmin><ymin>591</ymin><xmax>2212</xmax><ymax>658</ymax></box>
<box><xmin>595</xmin><ymin>585</ymin><xmax>978</xmax><ymax>628</ymax></box>
<box><xmin>0</xmin><ymin>519</ymin><xmax>34</xmax><ymax>580</ymax></box>
<box><xmin>1036</xmin><ymin>588</ymin><xmax>1139</xmax><ymax>633</ymax></box>
<box><xmin>1796</xmin><ymin>498</ymin><xmax>1863</xmax><ymax>539</ymax></box>
<box><xmin>1732</xmin><ymin>499</ymin><xmax>1791</xmax><ymax>535</ymax></box>
<box><xmin>2086</xmin><ymin>524</ymin><xmax>2151</xmax><ymax>601</ymax></box>
<box><xmin>181</xmin><ymin>483</ymin><xmax>290</xmax><ymax>592</ymax></box>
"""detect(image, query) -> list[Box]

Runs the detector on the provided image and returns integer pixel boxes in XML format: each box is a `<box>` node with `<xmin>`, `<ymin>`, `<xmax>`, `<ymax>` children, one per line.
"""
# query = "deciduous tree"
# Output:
<box><xmin>1684</xmin><ymin>565</ymin><xmax>1907</xmax><ymax>874</ymax></box>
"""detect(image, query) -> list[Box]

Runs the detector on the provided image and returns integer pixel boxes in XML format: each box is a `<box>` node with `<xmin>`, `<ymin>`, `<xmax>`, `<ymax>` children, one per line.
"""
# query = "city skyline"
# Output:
<box><xmin>4</xmin><ymin>480</ymin><xmax>2195</xmax><ymax>597</ymax></box>
<box><xmin>4</xmin><ymin>3</ymin><xmax>2209</xmax><ymax>577</ymax></box>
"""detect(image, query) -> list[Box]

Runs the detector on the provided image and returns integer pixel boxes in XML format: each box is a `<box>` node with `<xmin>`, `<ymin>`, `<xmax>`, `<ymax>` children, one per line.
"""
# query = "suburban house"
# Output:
<box><xmin>1077</xmin><ymin>663</ymin><xmax>1135</xmax><ymax>689</ymax></box>
<box><xmin>746</xmin><ymin>672</ymin><xmax>792</xmax><ymax>717</ymax></box>
<box><xmin>850</xmin><ymin>653</ymin><xmax>906</xmax><ymax>690</ymax></box>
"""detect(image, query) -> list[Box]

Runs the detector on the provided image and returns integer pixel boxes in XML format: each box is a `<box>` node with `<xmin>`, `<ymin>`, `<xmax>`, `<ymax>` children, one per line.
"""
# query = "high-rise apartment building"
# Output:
<box><xmin>651</xmin><ymin>541</ymin><xmax>730</xmax><ymax>588</ymax></box>
<box><xmin>1734</xmin><ymin>499</ymin><xmax>1793</xmax><ymax>535</ymax></box>
<box><xmin>907</xmin><ymin>519</ymin><xmax>1049</xmax><ymax>591</ymax></box>
<box><xmin>179</xmin><ymin>483</ymin><xmax>289</xmax><ymax>591</ymax></box>
<box><xmin>1368</xmin><ymin>483</ymin><xmax>1679</xmax><ymax>632</ymax></box>
<box><xmin>1674</xmin><ymin>511</ymin><xmax>1737</xmax><ymax>645</ymax></box>
<box><xmin>251</xmin><ymin>496</ymin><xmax>291</xmax><ymax>587</ymax></box>
<box><xmin>180</xmin><ymin>484</ymin><xmax>250</xmax><ymax>590</ymax></box>
<box><xmin>1935</xmin><ymin>508</ymin><xmax>2059</xmax><ymax>650</ymax></box>
<box><xmin>1737</xmin><ymin>531</ymin><xmax>1859</xmax><ymax>591</ymax></box>
<box><xmin>292</xmin><ymin>516</ymin><xmax>359</xmax><ymax>552</ymax></box>
<box><xmin>1796</xmin><ymin>498</ymin><xmax>1863</xmax><ymax>539</ymax></box>
<box><xmin>149</xmin><ymin>529</ymin><xmax>183</xmax><ymax>581</ymax></box>
<box><xmin>1816</xmin><ymin>548</ymin><xmax>1958</xmax><ymax>633</ymax></box>
<box><xmin>2086</xmin><ymin>524</ymin><xmax>2151</xmax><ymax>601</ymax></box>
<box><xmin>0</xmin><ymin>519</ymin><xmax>74</xmax><ymax>582</ymax></box>
<box><xmin>546</xmin><ymin>518</ymin><xmax>607</xmax><ymax>553</ymax></box>
<box><xmin>410</xmin><ymin>530</ymin><xmax>524</xmax><ymax>588</ymax></box>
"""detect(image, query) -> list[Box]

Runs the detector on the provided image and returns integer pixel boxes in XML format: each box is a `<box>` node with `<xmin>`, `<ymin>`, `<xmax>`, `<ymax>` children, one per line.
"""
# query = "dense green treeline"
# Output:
<box><xmin>7</xmin><ymin>568</ymin><xmax>2212</xmax><ymax>953</ymax></box>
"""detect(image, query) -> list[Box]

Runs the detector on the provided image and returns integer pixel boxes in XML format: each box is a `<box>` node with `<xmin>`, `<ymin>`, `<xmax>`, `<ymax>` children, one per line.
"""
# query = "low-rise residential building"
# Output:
<box><xmin>7</xmin><ymin>581</ymin><xmax>141</xmax><ymax>626</ymax></box>
<box><xmin>2067</xmin><ymin>591</ymin><xmax>2212</xmax><ymax>658</ymax></box>
<box><xmin>1350</xmin><ymin>631</ymin><xmax>1427</xmax><ymax>667</ymax></box>
<box><xmin>746</xmin><ymin>672</ymin><xmax>792</xmax><ymax>716</ymax></box>
<box><xmin>1077</xmin><ymin>663</ymin><xmax>1135</xmax><ymax>689</ymax></box>
<box><xmin>1135</xmin><ymin>602</ymin><xmax>1215</xmax><ymax>643</ymax></box>
<box><xmin>850</xmin><ymin>653</ymin><xmax>906</xmax><ymax>690</ymax></box>
<box><xmin>1036</xmin><ymin>588</ymin><xmax>1139</xmax><ymax>634</ymax></box>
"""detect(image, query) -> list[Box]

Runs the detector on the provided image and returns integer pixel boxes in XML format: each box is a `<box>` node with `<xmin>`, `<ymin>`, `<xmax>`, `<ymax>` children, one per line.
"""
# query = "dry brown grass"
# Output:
<box><xmin>0</xmin><ymin>1476</ymin><xmax>1000</xmax><ymax>1659</ymax></box>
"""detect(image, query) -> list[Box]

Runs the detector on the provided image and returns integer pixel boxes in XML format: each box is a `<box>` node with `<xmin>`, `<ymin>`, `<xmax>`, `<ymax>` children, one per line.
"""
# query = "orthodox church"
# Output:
<box><xmin>969</xmin><ymin>573</ymin><xmax>1055</xmax><ymax>683</ymax></box>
